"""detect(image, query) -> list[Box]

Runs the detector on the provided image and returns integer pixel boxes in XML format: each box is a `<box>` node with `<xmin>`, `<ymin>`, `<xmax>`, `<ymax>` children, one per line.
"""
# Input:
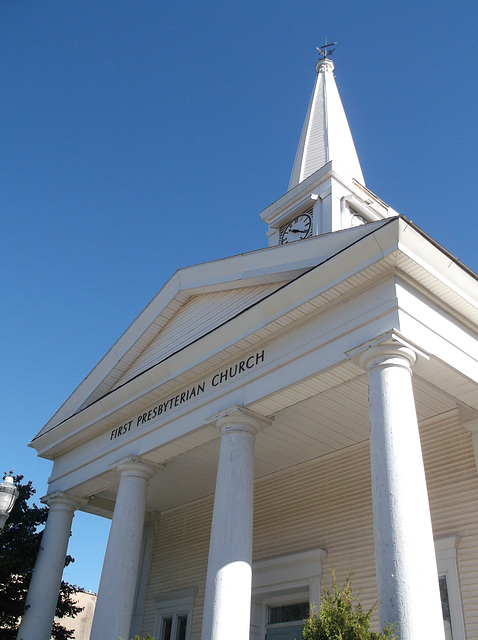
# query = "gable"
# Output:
<box><xmin>109</xmin><ymin>283</ymin><xmax>286</xmax><ymax>392</ymax></box>
<box><xmin>34</xmin><ymin>219</ymin><xmax>397</xmax><ymax>440</ymax></box>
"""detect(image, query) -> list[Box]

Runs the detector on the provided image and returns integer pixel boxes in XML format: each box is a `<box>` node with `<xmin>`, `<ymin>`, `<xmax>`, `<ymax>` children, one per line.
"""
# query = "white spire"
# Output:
<box><xmin>288</xmin><ymin>56</ymin><xmax>364</xmax><ymax>190</ymax></box>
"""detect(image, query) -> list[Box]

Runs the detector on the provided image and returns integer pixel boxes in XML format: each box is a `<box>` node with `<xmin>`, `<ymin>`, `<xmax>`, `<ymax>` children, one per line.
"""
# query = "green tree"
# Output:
<box><xmin>302</xmin><ymin>573</ymin><xmax>398</xmax><ymax>640</ymax></box>
<box><xmin>0</xmin><ymin>475</ymin><xmax>82</xmax><ymax>640</ymax></box>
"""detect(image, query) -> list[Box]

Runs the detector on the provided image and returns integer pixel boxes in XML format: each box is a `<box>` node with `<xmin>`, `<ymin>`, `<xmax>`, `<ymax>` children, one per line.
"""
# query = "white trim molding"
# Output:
<box><xmin>250</xmin><ymin>549</ymin><xmax>327</xmax><ymax>640</ymax></box>
<box><xmin>435</xmin><ymin>536</ymin><xmax>466</xmax><ymax>640</ymax></box>
<box><xmin>252</xmin><ymin>548</ymin><xmax>326</xmax><ymax>604</ymax></box>
<box><xmin>129</xmin><ymin>518</ymin><xmax>158</xmax><ymax>638</ymax></box>
<box><xmin>154</xmin><ymin>588</ymin><xmax>196</xmax><ymax>640</ymax></box>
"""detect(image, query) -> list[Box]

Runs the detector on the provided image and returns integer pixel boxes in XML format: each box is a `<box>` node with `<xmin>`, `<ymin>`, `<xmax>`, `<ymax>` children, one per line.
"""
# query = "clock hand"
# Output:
<box><xmin>290</xmin><ymin>228</ymin><xmax>307</xmax><ymax>233</ymax></box>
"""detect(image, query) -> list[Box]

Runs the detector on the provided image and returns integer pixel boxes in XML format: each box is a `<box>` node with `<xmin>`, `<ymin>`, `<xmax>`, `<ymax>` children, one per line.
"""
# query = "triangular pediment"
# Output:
<box><xmin>33</xmin><ymin>220</ymin><xmax>395</xmax><ymax>441</ymax></box>
<box><xmin>103</xmin><ymin>282</ymin><xmax>285</xmax><ymax>395</ymax></box>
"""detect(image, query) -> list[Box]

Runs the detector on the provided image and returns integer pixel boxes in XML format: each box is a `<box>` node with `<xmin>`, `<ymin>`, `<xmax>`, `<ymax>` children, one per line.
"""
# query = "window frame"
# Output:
<box><xmin>435</xmin><ymin>536</ymin><xmax>465</xmax><ymax>640</ymax></box>
<box><xmin>250</xmin><ymin>548</ymin><xmax>326</xmax><ymax>640</ymax></box>
<box><xmin>264</xmin><ymin>595</ymin><xmax>310</xmax><ymax>639</ymax></box>
<box><xmin>153</xmin><ymin>588</ymin><xmax>195</xmax><ymax>640</ymax></box>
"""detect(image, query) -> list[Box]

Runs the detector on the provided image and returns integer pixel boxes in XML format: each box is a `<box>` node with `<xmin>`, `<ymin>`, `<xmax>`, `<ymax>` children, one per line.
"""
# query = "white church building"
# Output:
<box><xmin>19</xmin><ymin>50</ymin><xmax>478</xmax><ymax>640</ymax></box>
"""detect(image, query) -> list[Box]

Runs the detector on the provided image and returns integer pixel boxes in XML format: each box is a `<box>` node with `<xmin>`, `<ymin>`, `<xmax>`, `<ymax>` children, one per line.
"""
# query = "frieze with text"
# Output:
<box><xmin>109</xmin><ymin>350</ymin><xmax>265</xmax><ymax>441</ymax></box>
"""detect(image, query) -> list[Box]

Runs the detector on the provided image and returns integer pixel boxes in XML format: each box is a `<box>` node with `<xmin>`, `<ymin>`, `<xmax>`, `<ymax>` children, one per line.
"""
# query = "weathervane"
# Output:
<box><xmin>316</xmin><ymin>37</ymin><xmax>338</xmax><ymax>59</ymax></box>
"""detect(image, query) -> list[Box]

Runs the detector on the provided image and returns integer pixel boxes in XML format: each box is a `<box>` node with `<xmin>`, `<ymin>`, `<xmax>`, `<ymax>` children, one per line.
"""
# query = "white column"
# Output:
<box><xmin>201</xmin><ymin>406</ymin><xmax>269</xmax><ymax>640</ymax></box>
<box><xmin>358</xmin><ymin>342</ymin><xmax>445</xmax><ymax>640</ymax></box>
<box><xmin>90</xmin><ymin>456</ymin><xmax>155</xmax><ymax>640</ymax></box>
<box><xmin>17</xmin><ymin>492</ymin><xmax>83</xmax><ymax>640</ymax></box>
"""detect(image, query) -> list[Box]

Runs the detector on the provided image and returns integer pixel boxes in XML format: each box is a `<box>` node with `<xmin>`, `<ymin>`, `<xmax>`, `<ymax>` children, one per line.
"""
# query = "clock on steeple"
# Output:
<box><xmin>279</xmin><ymin>209</ymin><xmax>313</xmax><ymax>244</ymax></box>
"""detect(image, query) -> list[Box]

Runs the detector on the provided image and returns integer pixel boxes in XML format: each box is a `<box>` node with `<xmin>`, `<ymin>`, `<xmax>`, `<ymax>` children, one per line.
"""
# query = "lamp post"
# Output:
<box><xmin>0</xmin><ymin>471</ymin><xmax>19</xmax><ymax>530</ymax></box>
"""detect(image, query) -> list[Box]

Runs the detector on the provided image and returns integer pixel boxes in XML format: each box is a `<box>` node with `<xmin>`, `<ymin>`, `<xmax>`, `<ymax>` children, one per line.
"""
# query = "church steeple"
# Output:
<box><xmin>259</xmin><ymin>46</ymin><xmax>396</xmax><ymax>247</ymax></box>
<box><xmin>288</xmin><ymin>48</ymin><xmax>364</xmax><ymax>189</ymax></box>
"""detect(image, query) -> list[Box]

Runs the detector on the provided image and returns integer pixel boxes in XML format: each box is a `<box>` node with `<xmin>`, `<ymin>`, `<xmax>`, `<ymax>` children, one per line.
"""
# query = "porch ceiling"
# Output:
<box><xmin>82</xmin><ymin>361</ymin><xmax>464</xmax><ymax>519</ymax></box>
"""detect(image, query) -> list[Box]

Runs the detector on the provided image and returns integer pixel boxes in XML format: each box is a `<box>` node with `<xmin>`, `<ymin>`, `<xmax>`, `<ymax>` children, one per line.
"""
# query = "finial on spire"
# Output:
<box><xmin>316</xmin><ymin>37</ymin><xmax>338</xmax><ymax>59</ymax></box>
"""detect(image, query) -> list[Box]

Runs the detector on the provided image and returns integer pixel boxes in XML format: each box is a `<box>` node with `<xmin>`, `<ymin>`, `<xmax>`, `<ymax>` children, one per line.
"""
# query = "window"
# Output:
<box><xmin>159</xmin><ymin>612</ymin><xmax>188</xmax><ymax>640</ymax></box>
<box><xmin>439</xmin><ymin>575</ymin><xmax>453</xmax><ymax>640</ymax></box>
<box><xmin>154</xmin><ymin>589</ymin><xmax>195</xmax><ymax>640</ymax></box>
<box><xmin>435</xmin><ymin>536</ymin><xmax>465</xmax><ymax>640</ymax></box>
<box><xmin>266</xmin><ymin>601</ymin><xmax>309</xmax><ymax>640</ymax></box>
<box><xmin>250</xmin><ymin>549</ymin><xmax>326</xmax><ymax>640</ymax></box>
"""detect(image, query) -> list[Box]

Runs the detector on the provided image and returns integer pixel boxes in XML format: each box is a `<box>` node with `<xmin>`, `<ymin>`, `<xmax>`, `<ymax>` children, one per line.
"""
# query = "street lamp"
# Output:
<box><xmin>0</xmin><ymin>471</ymin><xmax>19</xmax><ymax>530</ymax></box>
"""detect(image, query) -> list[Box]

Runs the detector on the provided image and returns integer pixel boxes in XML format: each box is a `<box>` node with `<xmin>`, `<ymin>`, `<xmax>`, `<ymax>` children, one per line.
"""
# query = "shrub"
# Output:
<box><xmin>302</xmin><ymin>573</ymin><xmax>398</xmax><ymax>640</ymax></box>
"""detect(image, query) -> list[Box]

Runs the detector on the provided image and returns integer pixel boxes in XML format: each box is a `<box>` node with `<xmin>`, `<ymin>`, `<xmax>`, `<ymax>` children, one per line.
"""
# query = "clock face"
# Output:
<box><xmin>351</xmin><ymin>213</ymin><xmax>367</xmax><ymax>227</ymax></box>
<box><xmin>279</xmin><ymin>213</ymin><xmax>312</xmax><ymax>244</ymax></box>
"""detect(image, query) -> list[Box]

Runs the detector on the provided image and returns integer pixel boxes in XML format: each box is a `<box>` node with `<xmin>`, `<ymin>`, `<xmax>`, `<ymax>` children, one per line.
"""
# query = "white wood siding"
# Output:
<box><xmin>140</xmin><ymin>411</ymin><xmax>478</xmax><ymax>638</ymax></box>
<box><xmin>113</xmin><ymin>284</ymin><xmax>283</xmax><ymax>389</ymax></box>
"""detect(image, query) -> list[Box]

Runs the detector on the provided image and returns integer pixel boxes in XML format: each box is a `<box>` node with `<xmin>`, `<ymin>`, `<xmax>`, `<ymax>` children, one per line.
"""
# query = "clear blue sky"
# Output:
<box><xmin>2</xmin><ymin>1</ymin><xmax>477</xmax><ymax>592</ymax></box>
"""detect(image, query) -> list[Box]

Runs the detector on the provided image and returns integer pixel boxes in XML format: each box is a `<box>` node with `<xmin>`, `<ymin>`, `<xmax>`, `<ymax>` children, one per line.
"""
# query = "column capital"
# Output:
<box><xmin>346</xmin><ymin>330</ymin><xmax>429</xmax><ymax>373</ymax></box>
<box><xmin>40</xmin><ymin>491</ymin><xmax>87</xmax><ymax>512</ymax></box>
<box><xmin>110</xmin><ymin>455</ymin><xmax>161</xmax><ymax>481</ymax></box>
<box><xmin>208</xmin><ymin>405</ymin><xmax>272</xmax><ymax>437</ymax></box>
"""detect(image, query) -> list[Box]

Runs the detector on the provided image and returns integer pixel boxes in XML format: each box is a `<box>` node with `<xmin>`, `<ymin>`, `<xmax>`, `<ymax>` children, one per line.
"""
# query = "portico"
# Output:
<box><xmin>23</xmin><ymin>217</ymin><xmax>478</xmax><ymax>639</ymax></box>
